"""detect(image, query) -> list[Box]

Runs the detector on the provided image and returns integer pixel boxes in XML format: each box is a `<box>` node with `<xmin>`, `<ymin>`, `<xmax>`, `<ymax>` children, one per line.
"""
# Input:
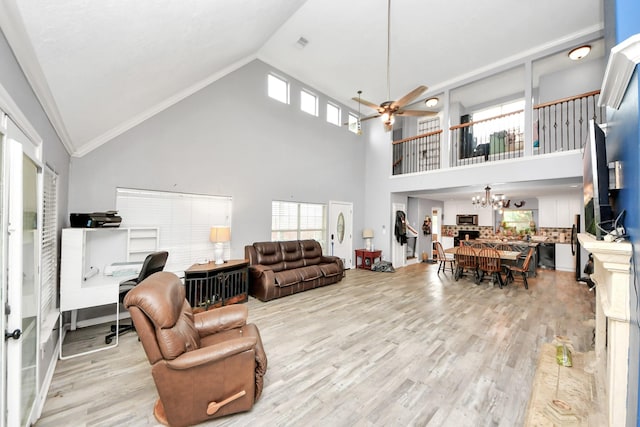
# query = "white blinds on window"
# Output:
<box><xmin>41</xmin><ymin>165</ymin><xmax>58</xmax><ymax>333</ymax></box>
<box><xmin>116</xmin><ymin>188</ymin><xmax>232</xmax><ymax>271</ymax></box>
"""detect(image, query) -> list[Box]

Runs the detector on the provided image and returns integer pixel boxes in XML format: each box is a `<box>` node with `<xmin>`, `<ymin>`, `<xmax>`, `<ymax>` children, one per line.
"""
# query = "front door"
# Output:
<box><xmin>328</xmin><ymin>201</ymin><xmax>353</xmax><ymax>268</ymax></box>
<box><xmin>3</xmin><ymin>130</ymin><xmax>40</xmax><ymax>427</ymax></box>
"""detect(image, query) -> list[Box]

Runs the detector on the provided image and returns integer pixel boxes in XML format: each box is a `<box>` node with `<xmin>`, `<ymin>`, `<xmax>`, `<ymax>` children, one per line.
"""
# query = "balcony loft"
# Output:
<box><xmin>392</xmin><ymin>90</ymin><xmax>604</xmax><ymax>176</ymax></box>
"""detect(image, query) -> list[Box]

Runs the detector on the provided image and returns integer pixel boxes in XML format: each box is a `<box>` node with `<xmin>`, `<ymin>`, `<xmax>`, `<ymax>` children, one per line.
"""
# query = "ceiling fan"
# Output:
<box><xmin>352</xmin><ymin>0</ymin><xmax>437</xmax><ymax>132</ymax></box>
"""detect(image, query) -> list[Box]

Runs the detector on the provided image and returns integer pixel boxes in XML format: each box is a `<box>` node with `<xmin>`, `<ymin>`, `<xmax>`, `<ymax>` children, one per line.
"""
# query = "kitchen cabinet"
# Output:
<box><xmin>441</xmin><ymin>236</ymin><xmax>454</xmax><ymax>250</ymax></box>
<box><xmin>555</xmin><ymin>243</ymin><xmax>574</xmax><ymax>272</ymax></box>
<box><xmin>538</xmin><ymin>194</ymin><xmax>582</xmax><ymax>228</ymax></box>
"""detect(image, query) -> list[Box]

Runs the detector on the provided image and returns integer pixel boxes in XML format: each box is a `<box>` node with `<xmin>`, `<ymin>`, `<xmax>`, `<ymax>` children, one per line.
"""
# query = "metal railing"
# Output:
<box><xmin>392</xmin><ymin>129</ymin><xmax>443</xmax><ymax>175</ymax></box>
<box><xmin>391</xmin><ymin>90</ymin><xmax>604</xmax><ymax>175</ymax></box>
<box><xmin>533</xmin><ymin>90</ymin><xmax>604</xmax><ymax>154</ymax></box>
<box><xmin>450</xmin><ymin>110</ymin><xmax>524</xmax><ymax>167</ymax></box>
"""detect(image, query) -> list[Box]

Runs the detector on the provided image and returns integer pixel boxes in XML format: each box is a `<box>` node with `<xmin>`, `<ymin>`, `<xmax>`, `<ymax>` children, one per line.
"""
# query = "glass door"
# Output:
<box><xmin>4</xmin><ymin>134</ymin><xmax>39</xmax><ymax>427</ymax></box>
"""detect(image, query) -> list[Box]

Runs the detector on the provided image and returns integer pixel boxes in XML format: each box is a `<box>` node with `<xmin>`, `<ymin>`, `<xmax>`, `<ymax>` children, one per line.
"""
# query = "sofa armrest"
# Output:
<box><xmin>165</xmin><ymin>336</ymin><xmax>257</xmax><ymax>370</ymax></box>
<box><xmin>248</xmin><ymin>264</ymin><xmax>275</xmax><ymax>282</ymax></box>
<box><xmin>321</xmin><ymin>255</ymin><xmax>344</xmax><ymax>269</ymax></box>
<box><xmin>194</xmin><ymin>305</ymin><xmax>247</xmax><ymax>337</ymax></box>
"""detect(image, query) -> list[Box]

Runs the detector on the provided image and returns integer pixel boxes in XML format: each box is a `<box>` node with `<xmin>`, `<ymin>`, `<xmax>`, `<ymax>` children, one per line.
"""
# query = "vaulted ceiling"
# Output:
<box><xmin>0</xmin><ymin>0</ymin><xmax>603</xmax><ymax>157</ymax></box>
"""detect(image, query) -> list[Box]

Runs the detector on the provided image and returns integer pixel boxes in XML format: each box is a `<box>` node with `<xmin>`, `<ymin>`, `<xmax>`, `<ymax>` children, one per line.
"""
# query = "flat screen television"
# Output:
<box><xmin>583</xmin><ymin>120</ymin><xmax>613</xmax><ymax>239</ymax></box>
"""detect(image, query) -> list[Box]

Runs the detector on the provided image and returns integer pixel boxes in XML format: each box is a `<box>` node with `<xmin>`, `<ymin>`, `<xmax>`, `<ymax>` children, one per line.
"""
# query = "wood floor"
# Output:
<box><xmin>36</xmin><ymin>263</ymin><xmax>598</xmax><ymax>427</ymax></box>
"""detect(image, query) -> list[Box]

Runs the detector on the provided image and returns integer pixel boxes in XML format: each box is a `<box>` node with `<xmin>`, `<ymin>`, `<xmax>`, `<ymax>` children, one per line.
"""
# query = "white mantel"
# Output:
<box><xmin>578</xmin><ymin>233</ymin><xmax>632</xmax><ymax>427</ymax></box>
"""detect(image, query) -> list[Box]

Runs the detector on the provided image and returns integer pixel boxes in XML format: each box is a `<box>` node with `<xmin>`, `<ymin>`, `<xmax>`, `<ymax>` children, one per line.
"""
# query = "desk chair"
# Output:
<box><xmin>105</xmin><ymin>251</ymin><xmax>169</xmax><ymax>344</ymax></box>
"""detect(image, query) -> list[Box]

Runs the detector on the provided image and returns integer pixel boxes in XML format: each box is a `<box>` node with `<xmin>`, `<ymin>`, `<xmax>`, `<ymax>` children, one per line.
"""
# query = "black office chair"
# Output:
<box><xmin>105</xmin><ymin>251</ymin><xmax>168</xmax><ymax>344</ymax></box>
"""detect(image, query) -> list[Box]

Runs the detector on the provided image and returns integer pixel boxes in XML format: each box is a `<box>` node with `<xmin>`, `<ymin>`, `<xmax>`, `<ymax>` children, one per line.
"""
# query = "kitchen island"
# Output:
<box><xmin>475</xmin><ymin>239</ymin><xmax>538</xmax><ymax>277</ymax></box>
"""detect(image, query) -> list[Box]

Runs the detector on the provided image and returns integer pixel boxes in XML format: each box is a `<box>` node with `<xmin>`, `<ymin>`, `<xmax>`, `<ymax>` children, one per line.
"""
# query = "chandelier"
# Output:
<box><xmin>472</xmin><ymin>186</ymin><xmax>506</xmax><ymax>210</ymax></box>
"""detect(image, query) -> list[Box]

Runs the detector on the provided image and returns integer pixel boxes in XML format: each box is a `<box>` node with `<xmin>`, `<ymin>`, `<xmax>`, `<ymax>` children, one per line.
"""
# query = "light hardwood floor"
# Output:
<box><xmin>36</xmin><ymin>263</ymin><xmax>597</xmax><ymax>427</ymax></box>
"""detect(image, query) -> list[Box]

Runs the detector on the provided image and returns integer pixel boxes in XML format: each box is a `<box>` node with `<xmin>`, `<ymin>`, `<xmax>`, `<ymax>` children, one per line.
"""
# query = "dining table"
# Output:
<box><xmin>444</xmin><ymin>246</ymin><xmax>521</xmax><ymax>261</ymax></box>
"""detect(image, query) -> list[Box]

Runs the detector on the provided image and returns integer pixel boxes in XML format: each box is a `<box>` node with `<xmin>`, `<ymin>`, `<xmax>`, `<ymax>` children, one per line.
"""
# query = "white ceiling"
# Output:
<box><xmin>0</xmin><ymin>0</ymin><xmax>603</xmax><ymax>157</ymax></box>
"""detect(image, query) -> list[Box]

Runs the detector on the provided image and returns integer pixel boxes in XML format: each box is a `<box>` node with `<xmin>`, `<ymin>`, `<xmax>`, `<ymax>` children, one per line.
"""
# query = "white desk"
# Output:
<box><xmin>59</xmin><ymin>228</ymin><xmax>127</xmax><ymax>359</ymax></box>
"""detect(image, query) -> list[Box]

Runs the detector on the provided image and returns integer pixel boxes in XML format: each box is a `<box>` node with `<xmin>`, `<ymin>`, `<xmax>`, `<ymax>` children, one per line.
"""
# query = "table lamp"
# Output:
<box><xmin>362</xmin><ymin>228</ymin><xmax>374</xmax><ymax>251</ymax></box>
<box><xmin>210</xmin><ymin>226</ymin><xmax>231</xmax><ymax>264</ymax></box>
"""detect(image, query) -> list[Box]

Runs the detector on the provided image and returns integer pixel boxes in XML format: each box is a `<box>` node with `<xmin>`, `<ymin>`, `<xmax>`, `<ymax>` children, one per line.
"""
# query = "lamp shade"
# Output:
<box><xmin>210</xmin><ymin>226</ymin><xmax>231</xmax><ymax>243</ymax></box>
<box><xmin>362</xmin><ymin>228</ymin><xmax>374</xmax><ymax>238</ymax></box>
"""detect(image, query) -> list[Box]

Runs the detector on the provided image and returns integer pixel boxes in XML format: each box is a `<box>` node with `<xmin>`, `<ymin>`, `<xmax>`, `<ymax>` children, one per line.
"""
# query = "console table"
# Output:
<box><xmin>184</xmin><ymin>259</ymin><xmax>249</xmax><ymax>309</ymax></box>
<box><xmin>355</xmin><ymin>249</ymin><xmax>382</xmax><ymax>270</ymax></box>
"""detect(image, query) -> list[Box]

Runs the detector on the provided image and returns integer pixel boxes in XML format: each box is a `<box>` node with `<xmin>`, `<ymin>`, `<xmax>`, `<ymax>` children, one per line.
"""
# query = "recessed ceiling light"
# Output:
<box><xmin>568</xmin><ymin>45</ymin><xmax>591</xmax><ymax>61</ymax></box>
<box><xmin>425</xmin><ymin>97</ymin><xmax>438</xmax><ymax>107</ymax></box>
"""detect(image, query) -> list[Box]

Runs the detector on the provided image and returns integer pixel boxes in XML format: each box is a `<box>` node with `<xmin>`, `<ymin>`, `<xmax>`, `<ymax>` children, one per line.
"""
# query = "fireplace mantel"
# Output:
<box><xmin>578</xmin><ymin>233</ymin><xmax>632</xmax><ymax>426</ymax></box>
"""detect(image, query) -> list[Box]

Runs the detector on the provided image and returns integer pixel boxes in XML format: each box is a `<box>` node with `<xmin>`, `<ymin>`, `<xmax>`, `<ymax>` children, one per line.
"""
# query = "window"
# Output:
<box><xmin>471</xmin><ymin>99</ymin><xmax>525</xmax><ymax>142</ymax></box>
<box><xmin>501</xmin><ymin>209</ymin><xmax>534</xmax><ymax>232</ymax></box>
<box><xmin>272</xmin><ymin>201</ymin><xmax>327</xmax><ymax>249</ymax></box>
<box><xmin>348</xmin><ymin>113</ymin><xmax>361</xmax><ymax>134</ymax></box>
<box><xmin>300</xmin><ymin>89</ymin><xmax>318</xmax><ymax>116</ymax></box>
<box><xmin>40</xmin><ymin>165</ymin><xmax>58</xmax><ymax>340</ymax></box>
<box><xmin>326</xmin><ymin>102</ymin><xmax>341</xmax><ymax>126</ymax></box>
<box><xmin>116</xmin><ymin>188</ymin><xmax>232</xmax><ymax>270</ymax></box>
<box><xmin>268</xmin><ymin>73</ymin><xmax>289</xmax><ymax>104</ymax></box>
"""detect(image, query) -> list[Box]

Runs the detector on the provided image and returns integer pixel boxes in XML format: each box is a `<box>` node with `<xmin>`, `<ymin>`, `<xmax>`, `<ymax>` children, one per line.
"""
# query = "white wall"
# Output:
<box><xmin>68</xmin><ymin>59</ymin><xmax>366</xmax><ymax>260</ymax></box>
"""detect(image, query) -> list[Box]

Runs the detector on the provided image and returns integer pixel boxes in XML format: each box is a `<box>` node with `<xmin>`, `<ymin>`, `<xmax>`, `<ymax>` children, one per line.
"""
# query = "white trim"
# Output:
<box><xmin>599</xmin><ymin>34</ymin><xmax>640</xmax><ymax>109</ymax></box>
<box><xmin>0</xmin><ymin>0</ymin><xmax>71</xmax><ymax>154</ymax></box>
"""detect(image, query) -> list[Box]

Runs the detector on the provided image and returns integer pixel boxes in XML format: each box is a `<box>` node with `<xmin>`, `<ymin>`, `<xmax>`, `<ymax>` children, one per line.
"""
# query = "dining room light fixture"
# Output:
<box><xmin>568</xmin><ymin>45</ymin><xmax>591</xmax><ymax>61</ymax></box>
<box><xmin>472</xmin><ymin>186</ymin><xmax>506</xmax><ymax>210</ymax></box>
<box><xmin>425</xmin><ymin>97</ymin><xmax>439</xmax><ymax>107</ymax></box>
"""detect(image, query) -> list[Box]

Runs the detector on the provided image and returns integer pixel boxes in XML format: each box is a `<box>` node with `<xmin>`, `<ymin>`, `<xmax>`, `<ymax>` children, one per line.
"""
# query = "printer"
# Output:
<box><xmin>70</xmin><ymin>211</ymin><xmax>122</xmax><ymax>228</ymax></box>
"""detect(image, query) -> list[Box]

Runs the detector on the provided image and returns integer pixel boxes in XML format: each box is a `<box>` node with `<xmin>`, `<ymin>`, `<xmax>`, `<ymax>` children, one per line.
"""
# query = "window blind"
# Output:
<box><xmin>40</xmin><ymin>165</ymin><xmax>58</xmax><ymax>336</ymax></box>
<box><xmin>116</xmin><ymin>188</ymin><xmax>232</xmax><ymax>271</ymax></box>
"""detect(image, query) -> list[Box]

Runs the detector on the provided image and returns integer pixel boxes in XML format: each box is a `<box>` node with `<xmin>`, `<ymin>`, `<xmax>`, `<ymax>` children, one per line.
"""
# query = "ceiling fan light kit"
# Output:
<box><xmin>351</xmin><ymin>0</ymin><xmax>436</xmax><ymax>132</ymax></box>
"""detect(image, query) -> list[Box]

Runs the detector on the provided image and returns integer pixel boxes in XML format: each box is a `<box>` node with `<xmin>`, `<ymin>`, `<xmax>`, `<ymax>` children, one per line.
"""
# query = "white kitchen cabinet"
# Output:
<box><xmin>441</xmin><ymin>236</ymin><xmax>454</xmax><ymax>250</ymax></box>
<box><xmin>538</xmin><ymin>197</ymin><xmax>557</xmax><ymax>227</ymax></box>
<box><xmin>555</xmin><ymin>243</ymin><xmax>575</xmax><ymax>272</ymax></box>
<box><xmin>477</xmin><ymin>207</ymin><xmax>493</xmax><ymax>227</ymax></box>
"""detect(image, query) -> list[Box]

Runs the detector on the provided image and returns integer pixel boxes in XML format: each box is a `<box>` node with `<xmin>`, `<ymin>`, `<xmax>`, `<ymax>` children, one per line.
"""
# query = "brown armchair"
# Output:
<box><xmin>124</xmin><ymin>271</ymin><xmax>267</xmax><ymax>427</ymax></box>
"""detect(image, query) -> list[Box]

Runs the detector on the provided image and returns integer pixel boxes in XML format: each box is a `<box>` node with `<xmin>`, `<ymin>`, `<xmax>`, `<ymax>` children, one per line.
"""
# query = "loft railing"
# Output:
<box><xmin>392</xmin><ymin>129</ymin><xmax>443</xmax><ymax>175</ymax></box>
<box><xmin>450</xmin><ymin>110</ymin><xmax>524</xmax><ymax>167</ymax></box>
<box><xmin>391</xmin><ymin>90</ymin><xmax>603</xmax><ymax>175</ymax></box>
<box><xmin>533</xmin><ymin>90</ymin><xmax>604</xmax><ymax>154</ymax></box>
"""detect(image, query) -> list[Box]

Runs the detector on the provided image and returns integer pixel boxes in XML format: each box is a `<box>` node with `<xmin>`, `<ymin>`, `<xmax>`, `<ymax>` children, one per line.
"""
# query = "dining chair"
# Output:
<box><xmin>453</xmin><ymin>245</ymin><xmax>478</xmax><ymax>281</ymax></box>
<box><xmin>434</xmin><ymin>241</ymin><xmax>455</xmax><ymax>274</ymax></box>
<box><xmin>471</xmin><ymin>242</ymin><xmax>486</xmax><ymax>249</ymax></box>
<box><xmin>476</xmin><ymin>248</ymin><xmax>503</xmax><ymax>287</ymax></box>
<box><xmin>505</xmin><ymin>248</ymin><xmax>534</xmax><ymax>289</ymax></box>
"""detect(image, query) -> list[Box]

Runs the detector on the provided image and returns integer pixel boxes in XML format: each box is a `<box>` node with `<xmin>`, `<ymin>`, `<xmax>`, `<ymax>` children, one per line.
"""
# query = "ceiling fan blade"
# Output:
<box><xmin>351</xmin><ymin>97</ymin><xmax>381</xmax><ymax>110</ymax></box>
<box><xmin>391</xmin><ymin>85</ymin><xmax>428</xmax><ymax>109</ymax></box>
<box><xmin>396</xmin><ymin>109</ymin><xmax>438</xmax><ymax>117</ymax></box>
<box><xmin>360</xmin><ymin>114</ymin><xmax>381</xmax><ymax>122</ymax></box>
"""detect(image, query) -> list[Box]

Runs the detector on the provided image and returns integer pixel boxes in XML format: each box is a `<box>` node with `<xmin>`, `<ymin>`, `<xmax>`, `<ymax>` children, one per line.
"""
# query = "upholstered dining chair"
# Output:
<box><xmin>476</xmin><ymin>248</ymin><xmax>503</xmax><ymax>287</ymax></box>
<box><xmin>505</xmin><ymin>248</ymin><xmax>535</xmax><ymax>289</ymax></box>
<box><xmin>105</xmin><ymin>251</ymin><xmax>169</xmax><ymax>344</ymax></box>
<box><xmin>453</xmin><ymin>245</ymin><xmax>478</xmax><ymax>281</ymax></box>
<box><xmin>434</xmin><ymin>241</ymin><xmax>455</xmax><ymax>274</ymax></box>
<box><xmin>124</xmin><ymin>271</ymin><xmax>267</xmax><ymax>427</ymax></box>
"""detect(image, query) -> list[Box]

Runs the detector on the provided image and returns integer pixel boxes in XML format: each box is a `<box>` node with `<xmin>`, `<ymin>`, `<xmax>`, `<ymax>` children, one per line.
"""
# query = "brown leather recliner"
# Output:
<box><xmin>124</xmin><ymin>271</ymin><xmax>267</xmax><ymax>427</ymax></box>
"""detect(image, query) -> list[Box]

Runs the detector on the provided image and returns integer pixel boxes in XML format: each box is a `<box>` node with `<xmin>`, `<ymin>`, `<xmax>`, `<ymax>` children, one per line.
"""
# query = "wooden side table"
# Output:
<box><xmin>184</xmin><ymin>259</ymin><xmax>249</xmax><ymax>309</ymax></box>
<box><xmin>355</xmin><ymin>249</ymin><xmax>382</xmax><ymax>270</ymax></box>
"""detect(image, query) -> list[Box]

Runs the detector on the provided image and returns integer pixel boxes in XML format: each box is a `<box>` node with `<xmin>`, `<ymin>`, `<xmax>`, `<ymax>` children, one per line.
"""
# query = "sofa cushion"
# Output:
<box><xmin>297</xmin><ymin>265</ymin><xmax>323</xmax><ymax>282</ymax></box>
<box><xmin>280</xmin><ymin>241</ymin><xmax>304</xmax><ymax>270</ymax></box>
<box><xmin>319</xmin><ymin>263</ymin><xmax>342</xmax><ymax>277</ymax></box>
<box><xmin>300</xmin><ymin>239</ymin><xmax>322</xmax><ymax>265</ymax></box>
<box><xmin>274</xmin><ymin>270</ymin><xmax>301</xmax><ymax>287</ymax></box>
<box><xmin>254</xmin><ymin>242</ymin><xmax>285</xmax><ymax>272</ymax></box>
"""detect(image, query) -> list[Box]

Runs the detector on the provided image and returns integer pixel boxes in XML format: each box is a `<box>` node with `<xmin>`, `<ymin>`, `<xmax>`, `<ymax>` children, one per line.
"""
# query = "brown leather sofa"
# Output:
<box><xmin>245</xmin><ymin>239</ymin><xmax>344</xmax><ymax>302</ymax></box>
<box><xmin>124</xmin><ymin>271</ymin><xmax>267</xmax><ymax>427</ymax></box>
